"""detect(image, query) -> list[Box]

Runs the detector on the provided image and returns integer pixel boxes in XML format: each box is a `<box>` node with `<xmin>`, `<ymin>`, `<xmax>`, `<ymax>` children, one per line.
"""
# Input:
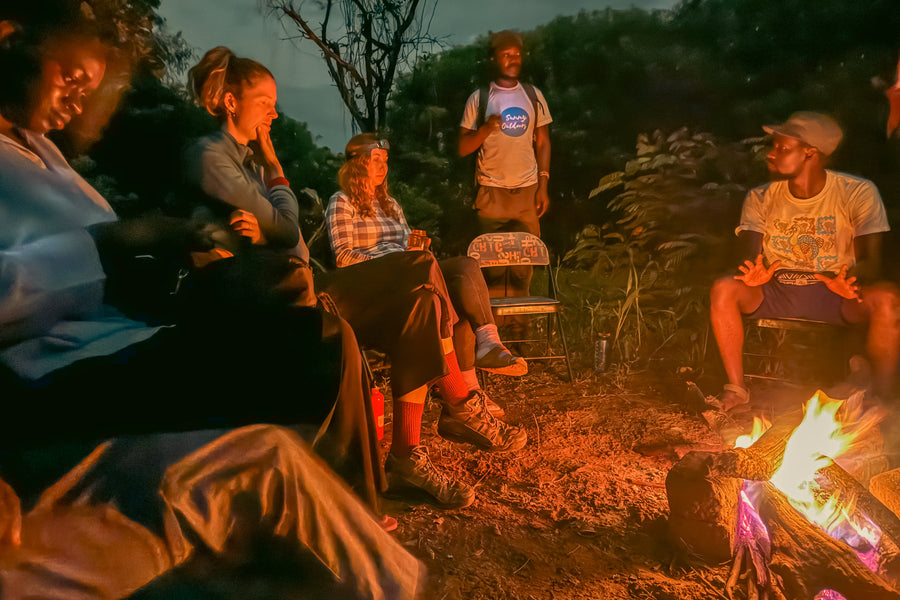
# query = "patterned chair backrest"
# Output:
<box><xmin>466</xmin><ymin>232</ymin><xmax>550</xmax><ymax>267</ymax></box>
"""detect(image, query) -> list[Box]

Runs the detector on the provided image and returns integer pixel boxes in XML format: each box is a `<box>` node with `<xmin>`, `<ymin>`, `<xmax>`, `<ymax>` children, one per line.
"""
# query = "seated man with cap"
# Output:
<box><xmin>708</xmin><ymin>111</ymin><xmax>900</xmax><ymax>410</ymax></box>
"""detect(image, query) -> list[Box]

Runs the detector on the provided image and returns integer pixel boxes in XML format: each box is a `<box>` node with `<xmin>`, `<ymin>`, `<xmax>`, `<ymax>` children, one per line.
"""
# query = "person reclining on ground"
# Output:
<box><xmin>0</xmin><ymin>425</ymin><xmax>423</xmax><ymax>600</ymax></box>
<box><xmin>709</xmin><ymin>111</ymin><xmax>900</xmax><ymax>411</ymax></box>
<box><xmin>183</xmin><ymin>48</ymin><xmax>529</xmax><ymax>510</ymax></box>
<box><xmin>0</xmin><ymin>4</ymin><xmax>418</xmax><ymax>597</ymax></box>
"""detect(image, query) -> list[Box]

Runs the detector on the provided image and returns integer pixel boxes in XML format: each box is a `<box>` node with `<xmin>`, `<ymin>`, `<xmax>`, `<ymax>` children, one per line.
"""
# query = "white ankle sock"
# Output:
<box><xmin>475</xmin><ymin>324</ymin><xmax>504</xmax><ymax>360</ymax></box>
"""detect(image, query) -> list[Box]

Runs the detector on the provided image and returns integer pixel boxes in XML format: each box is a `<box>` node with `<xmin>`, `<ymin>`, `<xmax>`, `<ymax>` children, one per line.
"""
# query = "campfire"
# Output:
<box><xmin>667</xmin><ymin>390</ymin><xmax>900</xmax><ymax>599</ymax></box>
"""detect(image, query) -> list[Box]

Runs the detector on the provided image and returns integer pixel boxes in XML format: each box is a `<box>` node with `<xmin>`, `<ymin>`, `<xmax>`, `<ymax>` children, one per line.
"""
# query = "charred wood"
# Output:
<box><xmin>755</xmin><ymin>481</ymin><xmax>900</xmax><ymax>600</ymax></box>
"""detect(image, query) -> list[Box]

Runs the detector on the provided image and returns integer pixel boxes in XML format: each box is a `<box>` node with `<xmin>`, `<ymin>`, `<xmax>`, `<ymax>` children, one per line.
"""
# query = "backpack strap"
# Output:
<box><xmin>476</xmin><ymin>85</ymin><xmax>489</xmax><ymax>129</ymax></box>
<box><xmin>521</xmin><ymin>82</ymin><xmax>541</xmax><ymax>121</ymax></box>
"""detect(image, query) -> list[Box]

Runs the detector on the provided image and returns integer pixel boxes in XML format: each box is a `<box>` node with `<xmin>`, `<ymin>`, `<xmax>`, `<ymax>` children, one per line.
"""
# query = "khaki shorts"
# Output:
<box><xmin>474</xmin><ymin>183</ymin><xmax>541</xmax><ymax>237</ymax></box>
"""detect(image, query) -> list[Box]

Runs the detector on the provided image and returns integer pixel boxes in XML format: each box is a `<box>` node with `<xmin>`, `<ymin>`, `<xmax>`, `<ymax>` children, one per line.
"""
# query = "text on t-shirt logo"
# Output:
<box><xmin>501</xmin><ymin>107</ymin><xmax>529</xmax><ymax>137</ymax></box>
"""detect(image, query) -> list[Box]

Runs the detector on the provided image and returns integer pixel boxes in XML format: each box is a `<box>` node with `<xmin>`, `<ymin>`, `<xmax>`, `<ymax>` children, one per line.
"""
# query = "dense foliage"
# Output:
<box><xmin>562</xmin><ymin>128</ymin><xmax>759</xmax><ymax>367</ymax></box>
<box><xmin>387</xmin><ymin>3</ymin><xmax>900</xmax><ymax>250</ymax></box>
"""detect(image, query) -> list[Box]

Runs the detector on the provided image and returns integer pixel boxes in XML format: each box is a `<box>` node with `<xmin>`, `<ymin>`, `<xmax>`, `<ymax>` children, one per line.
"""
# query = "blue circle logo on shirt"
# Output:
<box><xmin>501</xmin><ymin>107</ymin><xmax>529</xmax><ymax>137</ymax></box>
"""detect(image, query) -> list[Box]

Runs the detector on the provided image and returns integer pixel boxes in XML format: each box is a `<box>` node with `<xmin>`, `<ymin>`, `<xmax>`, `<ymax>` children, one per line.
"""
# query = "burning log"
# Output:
<box><xmin>711</xmin><ymin>410</ymin><xmax>900</xmax><ymax>591</ymax></box>
<box><xmin>754</xmin><ymin>481</ymin><xmax>900</xmax><ymax>600</ymax></box>
<box><xmin>674</xmin><ymin>390</ymin><xmax>900</xmax><ymax>598</ymax></box>
<box><xmin>669</xmin><ymin>455</ymin><xmax>900</xmax><ymax>597</ymax></box>
<box><xmin>712</xmin><ymin>407</ymin><xmax>886</xmax><ymax>487</ymax></box>
<box><xmin>871</xmin><ymin>469</ymin><xmax>900</xmax><ymax>587</ymax></box>
<box><xmin>870</xmin><ymin>468</ymin><xmax>900</xmax><ymax>521</ymax></box>
<box><xmin>818</xmin><ymin>463</ymin><xmax>900</xmax><ymax>551</ymax></box>
<box><xmin>817</xmin><ymin>462</ymin><xmax>900</xmax><ymax>588</ymax></box>
<box><xmin>711</xmin><ymin>410</ymin><xmax>804</xmax><ymax>482</ymax></box>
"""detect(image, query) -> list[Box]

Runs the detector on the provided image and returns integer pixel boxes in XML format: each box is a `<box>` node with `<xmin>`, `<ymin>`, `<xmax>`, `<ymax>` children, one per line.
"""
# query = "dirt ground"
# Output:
<box><xmin>377</xmin><ymin>362</ymin><xmax>742</xmax><ymax>600</ymax></box>
<box><xmin>123</xmin><ymin>345</ymin><xmax>893</xmax><ymax>600</ymax></box>
<box><xmin>20</xmin><ymin>342</ymin><xmax>872</xmax><ymax>599</ymax></box>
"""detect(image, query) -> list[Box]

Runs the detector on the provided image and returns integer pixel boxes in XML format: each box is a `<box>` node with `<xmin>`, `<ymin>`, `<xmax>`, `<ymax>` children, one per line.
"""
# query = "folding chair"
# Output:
<box><xmin>467</xmin><ymin>232</ymin><xmax>574</xmax><ymax>381</ymax></box>
<box><xmin>743</xmin><ymin>317</ymin><xmax>851</xmax><ymax>386</ymax></box>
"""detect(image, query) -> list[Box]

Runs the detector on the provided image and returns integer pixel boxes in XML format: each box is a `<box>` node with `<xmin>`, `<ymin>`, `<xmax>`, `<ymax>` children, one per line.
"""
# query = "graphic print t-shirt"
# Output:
<box><xmin>737</xmin><ymin>171</ymin><xmax>889</xmax><ymax>274</ymax></box>
<box><xmin>460</xmin><ymin>82</ymin><xmax>552</xmax><ymax>189</ymax></box>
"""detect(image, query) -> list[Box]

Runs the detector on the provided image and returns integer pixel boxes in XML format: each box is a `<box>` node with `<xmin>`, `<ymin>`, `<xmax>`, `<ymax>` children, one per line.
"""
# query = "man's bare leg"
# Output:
<box><xmin>709</xmin><ymin>276</ymin><xmax>764</xmax><ymax>409</ymax></box>
<box><xmin>845</xmin><ymin>284</ymin><xmax>900</xmax><ymax>399</ymax></box>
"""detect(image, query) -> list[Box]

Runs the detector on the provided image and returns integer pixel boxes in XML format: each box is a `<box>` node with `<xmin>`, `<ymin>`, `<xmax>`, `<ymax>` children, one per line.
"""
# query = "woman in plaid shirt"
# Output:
<box><xmin>324</xmin><ymin>134</ymin><xmax>532</xmax><ymax>507</ymax></box>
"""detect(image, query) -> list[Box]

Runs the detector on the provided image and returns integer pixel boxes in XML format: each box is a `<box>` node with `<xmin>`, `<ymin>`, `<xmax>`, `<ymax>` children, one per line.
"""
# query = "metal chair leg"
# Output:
<box><xmin>545</xmin><ymin>313</ymin><xmax>553</xmax><ymax>358</ymax></box>
<box><xmin>556</xmin><ymin>311</ymin><xmax>574</xmax><ymax>382</ymax></box>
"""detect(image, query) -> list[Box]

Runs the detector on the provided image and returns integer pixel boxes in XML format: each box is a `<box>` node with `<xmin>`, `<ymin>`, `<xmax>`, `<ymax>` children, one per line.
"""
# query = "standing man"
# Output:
<box><xmin>709</xmin><ymin>111</ymin><xmax>900</xmax><ymax>409</ymax></box>
<box><xmin>459</xmin><ymin>29</ymin><xmax>552</xmax><ymax>307</ymax></box>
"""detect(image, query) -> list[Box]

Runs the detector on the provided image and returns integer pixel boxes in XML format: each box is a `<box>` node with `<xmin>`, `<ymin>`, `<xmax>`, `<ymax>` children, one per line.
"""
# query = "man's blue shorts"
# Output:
<box><xmin>747</xmin><ymin>271</ymin><xmax>847</xmax><ymax>325</ymax></box>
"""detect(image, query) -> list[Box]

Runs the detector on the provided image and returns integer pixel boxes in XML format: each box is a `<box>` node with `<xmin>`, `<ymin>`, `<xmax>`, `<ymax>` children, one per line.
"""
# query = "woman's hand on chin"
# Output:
<box><xmin>252</xmin><ymin>123</ymin><xmax>284</xmax><ymax>181</ymax></box>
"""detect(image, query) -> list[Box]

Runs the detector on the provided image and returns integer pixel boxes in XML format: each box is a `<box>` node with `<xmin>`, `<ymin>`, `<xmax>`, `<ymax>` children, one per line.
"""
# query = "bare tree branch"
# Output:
<box><xmin>261</xmin><ymin>0</ymin><xmax>442</xmax><ymax>132</ymax></box>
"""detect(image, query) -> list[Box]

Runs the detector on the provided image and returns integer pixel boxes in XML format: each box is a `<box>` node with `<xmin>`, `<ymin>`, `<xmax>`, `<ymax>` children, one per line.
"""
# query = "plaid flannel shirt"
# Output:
<box><xmin>325</xmin><ymin>191</ymin><xmax>412</xmax><ymax>267</ymax></box>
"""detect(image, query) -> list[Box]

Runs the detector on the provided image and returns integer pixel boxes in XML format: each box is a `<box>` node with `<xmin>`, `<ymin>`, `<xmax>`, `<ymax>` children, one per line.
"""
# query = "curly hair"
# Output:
<box><xmin>337</xmin><ymin>141</ymin><xmax>400</xmax><ymax>220</ymax></box>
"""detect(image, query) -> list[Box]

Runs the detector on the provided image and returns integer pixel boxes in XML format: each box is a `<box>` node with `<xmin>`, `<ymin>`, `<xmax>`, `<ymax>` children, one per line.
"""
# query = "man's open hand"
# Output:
<box><xmin>814</xmin><ymin>265</ymin><xmax>860</xmax><ymax>301</ymax></box>
<box><xmin>735</xmin><ymin>254</ymin><xmax>780</xmax><ymax>287</ymax></box>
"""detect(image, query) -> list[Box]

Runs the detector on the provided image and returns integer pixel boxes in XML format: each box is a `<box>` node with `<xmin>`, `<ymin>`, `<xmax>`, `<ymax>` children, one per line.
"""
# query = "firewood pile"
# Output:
<box><xmin>668</xmin><ymin>394</ymin><xmax>900</xmax><ymax>599</ymax></box>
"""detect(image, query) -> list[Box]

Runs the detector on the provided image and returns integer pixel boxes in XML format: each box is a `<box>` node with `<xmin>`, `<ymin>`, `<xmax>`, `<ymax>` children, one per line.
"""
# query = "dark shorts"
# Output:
<box><xmin>747</xmin><ymin>274</ymin><xmax>847</xmax><ymax>325</ymax></box>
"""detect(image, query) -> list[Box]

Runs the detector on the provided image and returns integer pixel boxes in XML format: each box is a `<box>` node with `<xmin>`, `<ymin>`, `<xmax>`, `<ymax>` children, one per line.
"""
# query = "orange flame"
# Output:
<box><xmin>734</xmin><ymin>416</ymin><xmax>772</xmax><ymax>449</ymax></box>
<box><xmin>770</xmin><ymin>390</ymin><xmax>884</xmax><ymax>550</ymax></box>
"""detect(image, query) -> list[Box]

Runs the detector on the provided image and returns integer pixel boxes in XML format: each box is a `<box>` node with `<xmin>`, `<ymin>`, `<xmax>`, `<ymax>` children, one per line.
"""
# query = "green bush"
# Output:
<box><xmin>563</xmin><ymin>128</ymin><xmax>761</xmax><ymax>371</ymax></box>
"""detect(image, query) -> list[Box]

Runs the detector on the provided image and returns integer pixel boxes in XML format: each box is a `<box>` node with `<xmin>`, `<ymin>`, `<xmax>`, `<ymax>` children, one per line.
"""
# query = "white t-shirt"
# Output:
<box><xmin>0</xmin><ymin>130</ymin><xmax>161</xmax><ymax>379</ymax></box>
<box><xmin>460</xmin><ymin>82</ymin><xmax>552</xmax><ymax>189</ymax></box>
<box><xmin>737</xmin><ymin>171</ymin><xmax>889</xmax><ymax>273</ymax></box>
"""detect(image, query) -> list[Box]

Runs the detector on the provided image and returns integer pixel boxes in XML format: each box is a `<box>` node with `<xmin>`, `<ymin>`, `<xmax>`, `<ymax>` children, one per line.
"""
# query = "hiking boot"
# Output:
<box><xmin>483</xmin><ymin>394</ymin><xmax>505</xmax><ymax>417</ymax></box>
<box><xmin>437</xmin><ymin>391</ymin><xmax>528</xmax><ymax>452</ymax></box>
<box><xmin>384</xmin><ymin>446</ymin><xmax>475</xmax><ymax>509</ymax></box>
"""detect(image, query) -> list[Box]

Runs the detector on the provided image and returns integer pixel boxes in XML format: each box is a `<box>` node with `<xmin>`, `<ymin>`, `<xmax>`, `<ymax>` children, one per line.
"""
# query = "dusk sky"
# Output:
<box><xmin>158</xmin><ymin>0</ymin><xmax>679</xmax><ymax>150</ymax></box>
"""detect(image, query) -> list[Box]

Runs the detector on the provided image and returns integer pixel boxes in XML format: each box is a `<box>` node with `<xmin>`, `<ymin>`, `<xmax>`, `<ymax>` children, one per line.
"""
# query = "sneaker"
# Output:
<box><xmin>438</xmin><ymin>391</ymin><xmax>528</xmax><ymax>452</ymax></box>
<box><xmin>475</xmin><ymin>346</ymin><xmax>528</xmax><ymax>376</ymax></box>
<box><xmin>384</xmin><ymin>446</ymin><xmax>475</xmax><ymax>509</ymax></box>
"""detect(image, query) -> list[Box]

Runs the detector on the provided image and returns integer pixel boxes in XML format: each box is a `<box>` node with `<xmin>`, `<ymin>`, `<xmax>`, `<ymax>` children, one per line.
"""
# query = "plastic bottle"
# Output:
<box><xmin>594</xmin><ymin>333</ymin><xmax>610</xmax><ymax>373</ymax></box>
<box><xmin>371</xmin><ymin>387</ymin><xmax>385</xmax><ymax>440</ymax></box>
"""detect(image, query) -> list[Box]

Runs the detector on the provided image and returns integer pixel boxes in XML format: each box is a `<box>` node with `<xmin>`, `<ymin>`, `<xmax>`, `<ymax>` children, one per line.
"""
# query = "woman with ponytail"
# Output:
<box><xmin>186</xmin><ymin>46</ymin><xmax>306</xmax><ymax>259</ymax></box>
